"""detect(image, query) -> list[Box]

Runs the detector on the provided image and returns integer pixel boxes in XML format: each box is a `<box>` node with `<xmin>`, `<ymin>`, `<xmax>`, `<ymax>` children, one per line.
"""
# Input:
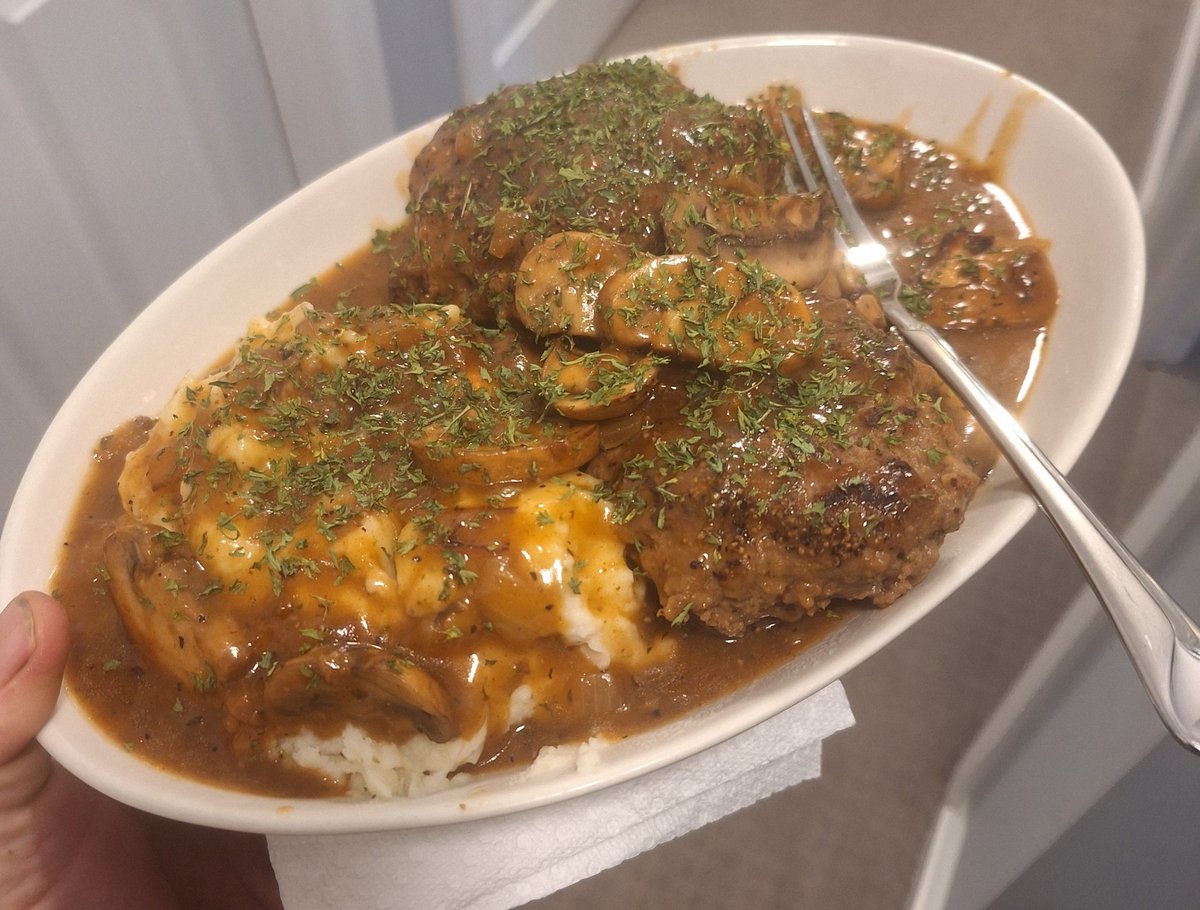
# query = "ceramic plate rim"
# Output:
<box><xmin>0</xmin><ymin>33</ymin><xmax>1143</xmax><ymax>833</ymax></box>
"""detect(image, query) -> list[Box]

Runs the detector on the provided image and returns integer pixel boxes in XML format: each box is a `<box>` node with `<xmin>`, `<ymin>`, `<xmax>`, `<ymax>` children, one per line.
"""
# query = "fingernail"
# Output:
<box><xmin>0</xmin><ymin>597</ymin><xmax>36</xmax><ymax>686</ymax></box>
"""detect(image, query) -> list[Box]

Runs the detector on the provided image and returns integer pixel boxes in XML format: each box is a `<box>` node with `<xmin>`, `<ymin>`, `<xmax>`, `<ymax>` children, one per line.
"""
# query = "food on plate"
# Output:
<box><xmin>53</xmin><ymin>59</ymin><xmax>1056</xmax><ymax>798</ymax></box>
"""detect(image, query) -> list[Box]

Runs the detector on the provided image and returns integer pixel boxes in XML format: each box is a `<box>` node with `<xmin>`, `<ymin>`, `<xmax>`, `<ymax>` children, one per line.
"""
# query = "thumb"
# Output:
<box><xmin>0</xmin><ymin>592</ymin><xmax>70</xmax><ymax>768</ymax></box>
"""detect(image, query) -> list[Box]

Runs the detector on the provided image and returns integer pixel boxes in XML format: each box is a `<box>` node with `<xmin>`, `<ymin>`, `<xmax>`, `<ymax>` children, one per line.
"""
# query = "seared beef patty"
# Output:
<box><xmin>395</xmin><ymin>59</ymin><xmax>791</xmax><ymax>324</ymax></box>
<box><xmin>589</xmin><ymin>295</ymin><xmax>984</xmax><ymax>636</ymax></box>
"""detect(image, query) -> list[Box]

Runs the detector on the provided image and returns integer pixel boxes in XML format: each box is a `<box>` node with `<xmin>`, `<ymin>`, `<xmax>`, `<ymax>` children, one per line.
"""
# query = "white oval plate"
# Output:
<box><xmin>0</xmin><ymin>34</ymin><xmax>1143</xmax><ymax>833</ymax></box>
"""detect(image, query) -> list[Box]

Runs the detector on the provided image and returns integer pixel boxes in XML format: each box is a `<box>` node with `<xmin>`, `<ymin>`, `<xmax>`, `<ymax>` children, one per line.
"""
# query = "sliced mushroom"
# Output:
<box><xmin>741</xmin><ymin>229</ymin><xmax>836</xmax><ymax>290</ymax></box>
<box><xmin>411</xmin><ymin>419</ymin><xmax>600</xmax><ymax>485</ymax></box>
<box><xmin>597</xmin><ymin>253</ymin><xmax>814</xmax><ymax>368</ymax></box>
<box><xmin>664</xmin><ymin>190</ymin><xmax>823</xmax><ymax>250</ymax></box>
<box><xmin>541</xmin><ymin>339</ymin><xmax>660</xmax><ymax>420</ymax></box>
<box><xmin>263</xmin><ymin>643</ymin><xmax>457</xmax><ymax>742</ymax></box>
<box><xmin>710</xmin><ymin>283</ymin><xmax>817</xmax><ymax>369</ymax></box>
<box><xmin>514</xmin><ymin>231</ymin><xmax>632</xmax><ymax>338</ymax></box>
<box><xmin>923</xmin><ymin>231</ymin><xmax>1058</xmax><ymax>329</ymax></box>
<box><xmin>663</xmin><ymin>189</ymin><xmax>835</xmax><ymax>289</ymax></box>
<box><xmin>835</xmin><ymin>119</ymin><xmax>905</xmax><ymax>212</ymax></box>
<box><xmin>104</xmin><ymin>524</ymin><xmax>253</xmax><ymax>687</ymax></box>
<box><xmin>598</xmin><ymin>253</ymin><xmax>709</xmax><ymax>354</ymax></box>
<box><xmin>760</xmin><ymin>100</ymin><xmax>905</xmax><ymax>212</ymax></box>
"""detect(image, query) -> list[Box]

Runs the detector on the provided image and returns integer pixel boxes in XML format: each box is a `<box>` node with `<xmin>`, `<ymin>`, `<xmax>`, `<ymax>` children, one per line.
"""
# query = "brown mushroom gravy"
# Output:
<box><xmin>52</xmin><ymin>60</ymin><xmax>1055</xmax><ymax>798</ymax></box>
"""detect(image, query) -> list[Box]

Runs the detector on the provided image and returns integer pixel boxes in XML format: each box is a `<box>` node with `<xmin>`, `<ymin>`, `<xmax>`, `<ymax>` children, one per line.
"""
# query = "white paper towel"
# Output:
<box><xmin>268</xmin><ymin>680</ymin><xmax>852</xmax><ymax>910</ymax></box>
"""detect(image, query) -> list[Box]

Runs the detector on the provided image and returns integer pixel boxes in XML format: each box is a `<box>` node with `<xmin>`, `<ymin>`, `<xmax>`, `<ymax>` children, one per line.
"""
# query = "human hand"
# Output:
<box><xmin>0</xmin><ymin>592</ymin><xmax>283</xmax><ymax>910</ymax></box>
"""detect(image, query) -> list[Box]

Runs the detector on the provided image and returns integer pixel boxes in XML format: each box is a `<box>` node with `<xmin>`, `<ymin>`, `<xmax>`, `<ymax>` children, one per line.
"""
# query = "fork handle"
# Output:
<box><xmin>896</xmin><ymin>314</ymin><xmax>1200</xmax><ymax>753</ymax></box>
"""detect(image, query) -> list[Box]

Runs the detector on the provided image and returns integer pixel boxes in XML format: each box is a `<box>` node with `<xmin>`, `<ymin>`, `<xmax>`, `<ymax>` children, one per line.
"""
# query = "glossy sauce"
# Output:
<box><xmin>55</xmin><ymin>389</ymin><xmax>845</xmax><ymax>794</ymax></box>
<box><xmin>53</xmin><ymin>93</ymin><xmax>1053</xmax><ymax>798</ymax></box>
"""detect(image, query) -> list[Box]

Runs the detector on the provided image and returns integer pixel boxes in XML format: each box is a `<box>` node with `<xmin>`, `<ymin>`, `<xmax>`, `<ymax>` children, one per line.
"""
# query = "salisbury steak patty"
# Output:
<box><xmin>395</xmin><ymin>58</ymin><xmax>792</xmax><ymax>324</ymax></box>
<box><xmin>591</xmin><ymin>295</ymin><xmax>985</xmax><ymax>636</ymax></box>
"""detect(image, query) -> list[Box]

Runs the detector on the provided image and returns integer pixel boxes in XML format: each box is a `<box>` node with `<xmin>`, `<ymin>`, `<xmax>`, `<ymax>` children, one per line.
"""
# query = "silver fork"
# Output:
<box><xmin>783</xmin><ymin>105</ymin><xmax>1200</xmax><ymax>754</ymax></box>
